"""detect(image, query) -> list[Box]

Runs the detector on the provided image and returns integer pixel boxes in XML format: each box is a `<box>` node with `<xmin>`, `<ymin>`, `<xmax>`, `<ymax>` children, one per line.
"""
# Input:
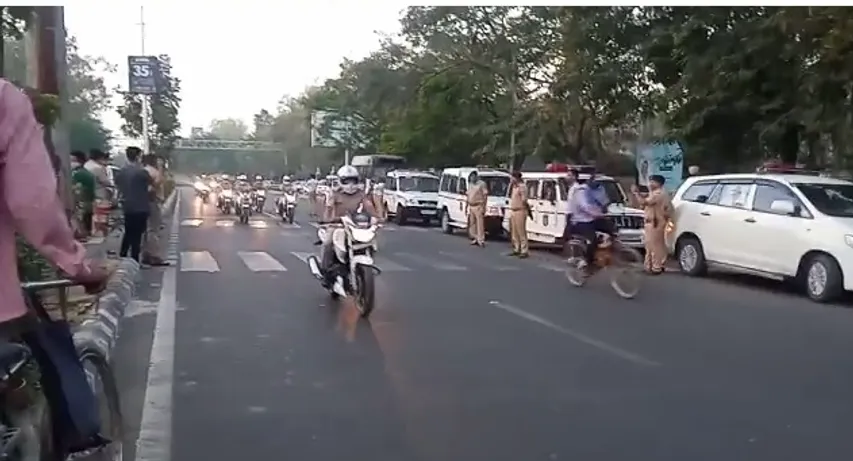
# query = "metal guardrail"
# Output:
<box><xmin>21</xmin><ymin>279</ymin><xmax>88</xmax><ymax>321</ymax></box>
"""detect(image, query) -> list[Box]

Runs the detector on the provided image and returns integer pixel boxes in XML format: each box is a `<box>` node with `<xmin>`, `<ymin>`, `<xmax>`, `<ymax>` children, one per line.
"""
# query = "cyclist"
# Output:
<box><xmin>0</xmin><ymin>80</ymin><xmax>110</xmax><ymax>326</ymax></box>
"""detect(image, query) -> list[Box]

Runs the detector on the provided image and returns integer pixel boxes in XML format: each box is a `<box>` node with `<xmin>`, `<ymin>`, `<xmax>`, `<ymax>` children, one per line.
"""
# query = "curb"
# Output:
<box><xmin>73</xmin><ymin>258</ymin><xmax>141</xmax><ymax>360</ymax></box>
<box><xmin>161</xmin><ymin>188</ymin><xmax>178</xmax><ymax>216</ymax></box>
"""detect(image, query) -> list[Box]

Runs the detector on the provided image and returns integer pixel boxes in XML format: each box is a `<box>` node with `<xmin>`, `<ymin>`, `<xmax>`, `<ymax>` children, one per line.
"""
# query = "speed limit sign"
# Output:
<box><xmin>127</xmin><ymin>56</ymin><xmax>159</xmax><ymax>94</ymax></box>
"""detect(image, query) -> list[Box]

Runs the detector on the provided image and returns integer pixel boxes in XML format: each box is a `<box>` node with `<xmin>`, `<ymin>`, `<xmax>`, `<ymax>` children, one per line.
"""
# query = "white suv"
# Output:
<box><xmin>669</xmin><ymin>172</ymin><xmax>853</xmax><ymax>302</ymax></box>
<box><xmin>382</xmin><ymin>170</ymin><xmax>441</xmax><ymax>225</ymax></box>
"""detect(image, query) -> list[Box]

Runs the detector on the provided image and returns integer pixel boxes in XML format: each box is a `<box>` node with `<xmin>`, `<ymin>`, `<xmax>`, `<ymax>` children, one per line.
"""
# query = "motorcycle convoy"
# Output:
<box><xmin>197</xmin><ymin>172</ymin><xmax>380</xmax><ymax>318</ymax></box>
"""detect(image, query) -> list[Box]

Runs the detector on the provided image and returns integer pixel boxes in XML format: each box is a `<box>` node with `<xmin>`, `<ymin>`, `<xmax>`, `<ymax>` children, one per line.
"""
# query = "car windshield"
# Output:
<box><xmin>482</xmin><ymin>175</ymin><xmax>510</xmax><ymax>197</ymax></box>
<box><xmin>556</xmin><ymin>178</ymin><xmax>626</xmax><ymax>204</ymax></box>
<box><xmin>399</xmin><ymin>177</ymin><xmax>439</xmax><ymax>192</ymax></box>
<box><xmin>795</xmin><ymin>183</ymin><xmax>853</xmax><ymax>217</ymax></box>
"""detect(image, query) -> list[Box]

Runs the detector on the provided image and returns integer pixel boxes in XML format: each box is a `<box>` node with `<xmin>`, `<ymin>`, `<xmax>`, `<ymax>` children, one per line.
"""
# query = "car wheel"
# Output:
<box><xmin>803</xmin><ymin>253</ymin><xmax>843</xmax><ymax>303</ymax></box>
<box><xmin>396</xmin><ymin>205</ymin><xmax>406</xmax><ymax>225</ymax></box>
<box><xmin>441</xmin><ymin>209</ymin><xmax>453</xmax><ymax>234</ymax></box>
<box><xmin>676</xmin><ymin>236</ymin><xmax>707</xmax><ymax>276</ymax></box>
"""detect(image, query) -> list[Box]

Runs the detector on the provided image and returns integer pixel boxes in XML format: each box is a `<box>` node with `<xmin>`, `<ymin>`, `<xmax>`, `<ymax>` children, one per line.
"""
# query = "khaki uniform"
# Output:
<box><xmin>509</xmin><ymin>182</ymin><xmax>529</xmax><ymax>255</ymax></box>
<box><xmin>466</xmin><ymin>180</ymin><xmax>488</xmax><ymax>244</ymax></box>
<box><xmin>143</xmin><ymin>165</ymin><xmax>164</xmax><ymax>261</ymax></box>
<box><xmin>639</xmin><ymin>188</ymin><xmax>672</xmax><ymax>271</ymax></box>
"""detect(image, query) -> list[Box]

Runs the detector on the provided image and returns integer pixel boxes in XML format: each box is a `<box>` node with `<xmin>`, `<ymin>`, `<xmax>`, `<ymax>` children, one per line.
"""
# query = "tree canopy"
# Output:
<box><xmin>261</xmin><ymin>6</ymin><xmax>853</xmax><ymax>174</ymax></box>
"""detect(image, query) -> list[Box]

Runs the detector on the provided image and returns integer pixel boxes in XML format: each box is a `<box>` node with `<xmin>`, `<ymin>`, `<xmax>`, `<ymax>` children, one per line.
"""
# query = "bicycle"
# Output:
<box><xmin>564</xmin><ymin>233</ymin><xmax>644</xmax><ymax>299</ymax></box>
<box><xmin>0</xmin><ymin>280</ymin><xmax>124</xmax><ymax>461</ymax></box>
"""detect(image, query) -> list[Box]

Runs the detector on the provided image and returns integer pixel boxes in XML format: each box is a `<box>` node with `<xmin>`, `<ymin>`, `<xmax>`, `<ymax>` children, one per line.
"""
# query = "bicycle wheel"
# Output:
<box><xmin>564</xmin><ymin>239</ymin><xmax>589</xmax><ymax>287</ymax></box>
<box><xmin>608</xmin><ymin>244</ymin><xmax>644</xmax><ymax>299</ymax></box>
<box><xmin>79</xmin><ymin>347</ymin><xmax>124</xmax><ymax>461</ymax></box>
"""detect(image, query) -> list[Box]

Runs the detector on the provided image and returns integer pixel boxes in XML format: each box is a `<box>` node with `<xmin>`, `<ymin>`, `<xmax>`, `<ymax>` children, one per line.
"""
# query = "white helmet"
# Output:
<box><xmin>336</xmin><ymin>165</ymin><xmax>360</xmax><ymax>195</ymax></box>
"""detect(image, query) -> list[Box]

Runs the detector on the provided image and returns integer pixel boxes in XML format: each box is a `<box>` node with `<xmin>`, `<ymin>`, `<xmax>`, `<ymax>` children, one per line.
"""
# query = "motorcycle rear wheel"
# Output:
<box><xmin>355</xmin><ymin>266</ymin><xmax>376</xmax><ymax>318</ymax></box>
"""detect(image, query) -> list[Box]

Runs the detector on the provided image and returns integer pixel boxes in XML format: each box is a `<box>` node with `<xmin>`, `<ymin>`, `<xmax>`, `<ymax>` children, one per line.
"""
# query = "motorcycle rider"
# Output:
<box><xmin>318</xmin><ymin>165</ymin><xmax>380</xmax><ymax>286</ymax></box>
<box><xmin>277</xmin><ymin>176</ymin><xmax>296</xmax><ymax>214</ymax></box>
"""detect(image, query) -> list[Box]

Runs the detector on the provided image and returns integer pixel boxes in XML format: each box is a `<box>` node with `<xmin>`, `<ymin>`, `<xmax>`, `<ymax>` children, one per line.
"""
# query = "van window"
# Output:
<box><xmin>459</xmin><ymin>178</ymin><xmax>468</xmax><ymax>194</ymax></box>
<box><xmin>525</xmin><ymin>179</ymin><xmax>540</xmax><ymax>199</ymax></box>
<box><xmin>680</xmin><ymin>181</ymin><xmax>717</xmax><ymax>203</ymax></box>
<box><xmin>447</xmin><ymin>175</ymin><xmax>458</xmax><ymax>194</ymax></box>
<box><xmin>387</xmin><ymin>177</ymin><xmax>398</xmax><ymax>191</ymax></box>
<box><xmin>542</xmin><ymin>180</ymin><xmax>558</xmax><ymax>202</ymax></box>
<box><xmin>712</xmin><ymin>182</ymin><xmax>753</xmax><ymax>208</ymax></box>
<box><xmin>753</xmin><ymin>182</ymin><xmax>809</xmax><ymax>217</ymax></box>
<box><xmin>439</xmin><ymin>174</ymin><xmax>450</xmax><ymax>192</ymax></box>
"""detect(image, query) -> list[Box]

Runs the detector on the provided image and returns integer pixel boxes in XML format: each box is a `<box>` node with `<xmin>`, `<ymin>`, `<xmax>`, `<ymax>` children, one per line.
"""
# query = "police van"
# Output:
<box><xmin>381</xmin><ymin>170</ymin><xmax>441</xmax><ymax>225</ymax></box>
<box><xmin>438</xmin><ymin>167</ymin><xmax>512</xmax><ymax>236</ymax></box>
<box><xmin>503</xmin><ymin>171</ymin><xmax>646</xmax><ymax>249</ymax></box>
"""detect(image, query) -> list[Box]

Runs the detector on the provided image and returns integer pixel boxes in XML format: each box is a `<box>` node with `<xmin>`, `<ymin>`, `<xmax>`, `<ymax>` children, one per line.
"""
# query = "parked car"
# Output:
<box><xmin>669</xmin><ymin>171</ymin><xmax>853</xmax><ymax>302</ymax></box>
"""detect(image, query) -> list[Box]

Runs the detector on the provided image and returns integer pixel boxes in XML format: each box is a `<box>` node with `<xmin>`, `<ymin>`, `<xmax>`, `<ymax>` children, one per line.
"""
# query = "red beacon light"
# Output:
<box><xmin>756</xmin><ymin>161</ymin><xmax>820</xmax><ymax>176</ymax></box>
<box><xmin>546</xmin><ymin>162</ymin><xmax>569</xmax><ymax>173</ymax></box>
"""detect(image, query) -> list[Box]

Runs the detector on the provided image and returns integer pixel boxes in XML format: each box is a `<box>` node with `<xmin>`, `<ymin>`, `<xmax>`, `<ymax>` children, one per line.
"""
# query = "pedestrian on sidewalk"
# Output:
<box><xmin>70</xmin><ymin>150</ymin><xmax>95</xmax><ymax>240</ymax></box>
<box><xmin>115</xmin><ymin>147</ymin><xmax>152</xmax><ymax>263</ymax></box>
<box><xmin>141</xmin><ymin>154</ymin><xmax>168</xmax><ymax>266</ymax></box>
<box><xmin>85</xmin><ymin>149</ymin><xmax>112</xmax><ymax>237</ymax></box>
<box><xmin>507</xmin><ymin>171</ymin><xmax>530</xmax><ymax>258</ymax></box>
<box><xmin>631</xmin><ymin>174</ymin><xmax>672</xmax><ymax>275</ymax></box>
<box><xmin>465</xmin><ymin>172</ymin><xmax>487</xmax><ymax>246</ymax></box>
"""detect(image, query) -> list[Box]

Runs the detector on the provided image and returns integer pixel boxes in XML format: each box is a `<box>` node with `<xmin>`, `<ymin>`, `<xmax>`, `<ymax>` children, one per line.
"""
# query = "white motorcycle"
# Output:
<box><xmin>237</xmin><ymin>193</ymin><xmax>253</xmax><ymax>224</ymax></box>
<box><xmin>277</xmin><ymin>191</ymin><xmax>297</xmax><ymax>224</ymax></box>
<box><xmin>307</xmin><ymin>211</ymin><xmax>381</xmax><ymax>317</ymax></box>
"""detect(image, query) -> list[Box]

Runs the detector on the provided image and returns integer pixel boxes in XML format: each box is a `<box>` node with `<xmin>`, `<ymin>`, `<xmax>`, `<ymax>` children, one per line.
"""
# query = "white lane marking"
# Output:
<box><xmin>308</xmin><ymin>222</ymin><xmax>320</xmax><ymax>229</ymax></box>
<box><xmin>179</xmin><ymin>251</ymin><xmax>220</xmax><ymax>272</ymax></box>
<box><xmin>394</xmin><ymin>252</ymin><xmax>467</xmax><ymax>271</ymax></box>
<box><xmin>263</xmin><ymin>211</ymin><xmax>278</xmax><ymax>220</ymax></box>
<box><xmin>180</xmin><ymin>219</ymin><xmax>203</xmax><ymax>227</ymax></box>
<box><xmin>248</xmin><ymin>220</ymin><xmax>268</xmax><ymax>228</ymax></box>
<box><xmin>215</xmin><ymin>220</ymin><xmax>234</xmax><ymax>227</ymax></box>
<box><xmin>372</xmin><ymin>256</ymin><xmax>412</xmax><ymax>272</ymax></box>
<box><xmin>279</xmin><ymin>223</ymin><xmax>302</xmax><ymax>230</ymax></box>
<box><xmin>401</xmin><ymin>226</ymin><xmax>428</xmax><ymax>232</ymax></box>
<box><xmin>136</xmin><ymin>189</ymin><xmax>180</xmax><ymax>461</ymax></box>
<box><xmin>488</xmin><ymin>301</ymin><xmax>661</xmax><ymax>367</ymax></box>
<box><xmin>237</xmin><ymin>251</ymin><xmax>288</xmax><ymax>271</ymax></box>
<box><xmin>438</xmin><ymin>251</ymin><xmax>519</xmax><ymax>271</ymax></box>
<box><xmin>290</xmin><ymin>251</ymin><xmax>314</xmax><ymax>264</ymax></box>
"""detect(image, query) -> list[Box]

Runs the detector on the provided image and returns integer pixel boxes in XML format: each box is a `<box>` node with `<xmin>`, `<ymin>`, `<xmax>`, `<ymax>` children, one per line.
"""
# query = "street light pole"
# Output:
<box><xmin>139</xmin><ymin>5</ymin><xmax>150</xmax><ymax>155</ymax></box>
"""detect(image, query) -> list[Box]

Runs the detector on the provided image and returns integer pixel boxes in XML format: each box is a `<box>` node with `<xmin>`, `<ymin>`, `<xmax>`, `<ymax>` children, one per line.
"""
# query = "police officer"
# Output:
<box><xmin>507</xmin><ymin>171</ymin><xmax>529</xmax><ymax>258</ymax></box>
<box><xmin>465</xmin><ymin>172</ymin><xmax>488</xmax><ymax>246</ymax></box>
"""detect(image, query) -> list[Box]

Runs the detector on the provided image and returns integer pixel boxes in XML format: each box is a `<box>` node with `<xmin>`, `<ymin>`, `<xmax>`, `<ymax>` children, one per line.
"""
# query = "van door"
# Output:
<box><xmin>449</xmin><ymin>175</ymin><xmax>465</xmax><ymax>225</ymax></box>
<box><xmin>524</xmin><ymin>179</ymin><xmax>542</xmax><ymax>237</ymax></box>
<box><xmin>540</xmin><ymin>179</ymin><xmax>560</xmax><ymax>242</ymax></box>
<box><xmin>384</xmin><ymin>175</ymin><xmax>398</xmax><ymax>212</ymax></box>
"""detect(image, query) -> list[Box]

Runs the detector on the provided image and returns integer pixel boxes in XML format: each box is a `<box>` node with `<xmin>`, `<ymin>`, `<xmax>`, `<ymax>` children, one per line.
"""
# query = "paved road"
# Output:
<box><xmin>117</xmin><ymin>187</ymin><xmax>853</xmax><ymax>461</ymax></box>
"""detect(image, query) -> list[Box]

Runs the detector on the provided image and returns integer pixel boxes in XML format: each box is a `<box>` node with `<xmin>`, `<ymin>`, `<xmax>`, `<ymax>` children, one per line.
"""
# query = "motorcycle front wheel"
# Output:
<box><xmin>355</xmin><ymin>266</ymin><xmax>376</xmax><ymax>318</ymax></box>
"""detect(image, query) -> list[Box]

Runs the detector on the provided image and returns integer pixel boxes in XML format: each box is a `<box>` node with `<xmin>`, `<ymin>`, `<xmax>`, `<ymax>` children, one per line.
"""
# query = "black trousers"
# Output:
<box><xmin>120</xmin><ymin>212</ymin><xmax>149</xmax><ymax>262</ymax></box>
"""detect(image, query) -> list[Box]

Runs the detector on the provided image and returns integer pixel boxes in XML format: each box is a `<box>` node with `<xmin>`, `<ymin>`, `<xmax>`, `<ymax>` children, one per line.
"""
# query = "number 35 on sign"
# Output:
<box><xmin>127</xmin><ymin>55</ymin><xmax>159</xmax><ymax>94</ymax></box>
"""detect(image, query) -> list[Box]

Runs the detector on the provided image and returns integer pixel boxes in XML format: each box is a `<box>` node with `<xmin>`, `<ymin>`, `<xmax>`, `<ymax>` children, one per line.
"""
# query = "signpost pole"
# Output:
<box><xmin>139</xmin><ymin>6</ymin><xmax>150</xmax><ymax>155</ymax></box>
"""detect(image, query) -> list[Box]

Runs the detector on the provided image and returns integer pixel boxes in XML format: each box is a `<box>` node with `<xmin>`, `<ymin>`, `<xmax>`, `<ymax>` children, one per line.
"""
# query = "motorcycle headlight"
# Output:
<box><xmin>349</xmin><ymin>227</ymin><xmax>376</xmax><ymax>243</ymax></box>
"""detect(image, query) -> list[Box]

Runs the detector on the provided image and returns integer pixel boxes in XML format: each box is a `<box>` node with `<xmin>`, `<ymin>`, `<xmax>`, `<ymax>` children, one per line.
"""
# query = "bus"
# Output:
<box><xmin>350</xmin><ymin>154</ymin><xmax>406</xmax><ymax>180</ymax></box>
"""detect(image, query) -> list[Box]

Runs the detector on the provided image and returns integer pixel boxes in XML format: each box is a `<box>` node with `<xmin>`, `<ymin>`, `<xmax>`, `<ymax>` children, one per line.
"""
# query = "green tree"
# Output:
<box><xmin>207</xmin><ymin>117</ymin><xmax>249</xmax><ymax>140</ymax></box>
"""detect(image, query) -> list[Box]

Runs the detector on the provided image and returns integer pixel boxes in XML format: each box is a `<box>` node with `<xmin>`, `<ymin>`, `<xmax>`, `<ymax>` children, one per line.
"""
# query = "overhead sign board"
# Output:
<box><xmin>127</xmin><ymin>55</ymin><xmax>160</xmax><ymax>94</ymax></box>
<box><xmin>310</xmin><ymin>110</ymin><xmax>367</xmax><ymax>149</ymax></box>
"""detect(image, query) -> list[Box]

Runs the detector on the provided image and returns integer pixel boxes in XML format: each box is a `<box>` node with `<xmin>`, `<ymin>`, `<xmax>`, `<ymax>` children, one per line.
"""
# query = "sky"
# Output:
<box><xmin>64</xmin><ymin>1</ymin><xmax>405</xmax><ymax>138</ymax></box>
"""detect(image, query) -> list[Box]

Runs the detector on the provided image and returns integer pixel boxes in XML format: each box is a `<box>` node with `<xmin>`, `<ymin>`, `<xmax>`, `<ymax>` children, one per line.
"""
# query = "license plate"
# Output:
<box><xmin>421</xmin><ymin>209</ymin><xmax>436</xmax><ymax>215</ymax></box>
<box><xmin>487</xmin><ymin>207</ymin><xmax>501</xmax><ymax>216</ymax></box>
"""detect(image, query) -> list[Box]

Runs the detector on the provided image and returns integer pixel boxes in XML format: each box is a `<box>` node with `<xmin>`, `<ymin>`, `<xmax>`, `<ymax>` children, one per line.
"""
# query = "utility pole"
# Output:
<box><xmin>138</xmin><ymin>5</ymin><xmax>151</xmax><ymax>155</ymax></box>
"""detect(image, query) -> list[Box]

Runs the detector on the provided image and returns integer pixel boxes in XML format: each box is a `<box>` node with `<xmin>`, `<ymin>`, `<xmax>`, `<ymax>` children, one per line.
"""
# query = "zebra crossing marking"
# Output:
<box><xmin>237</xmin><ymin>251</ymin><xmax>288</xmax><ymax>271</ymax></box>
<box><xmin>180</xmin><ymin>219</ymin><xmax>203</xmax><ymax>227</ymax></box>
<box><xmin>180</xmin><ymin>251</ymin><xmax>220</xmax><ymax>272</ymax></box>
<box><xmin>215</xmin><ymin>220</ymin><xmax>234</xmax><ymax>227</ymax></box>
<box><xmin>248</xmin><ymin>220</ymin><xmax>269</xmax><ymax>228</ymax></box>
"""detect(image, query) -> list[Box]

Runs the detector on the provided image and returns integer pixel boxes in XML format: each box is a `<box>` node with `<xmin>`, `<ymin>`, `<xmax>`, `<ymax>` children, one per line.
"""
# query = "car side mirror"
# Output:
<box><xmin>769</xmin><ymin>199</ymin><xmax>796</xmax><ymax>216</ymax></box>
